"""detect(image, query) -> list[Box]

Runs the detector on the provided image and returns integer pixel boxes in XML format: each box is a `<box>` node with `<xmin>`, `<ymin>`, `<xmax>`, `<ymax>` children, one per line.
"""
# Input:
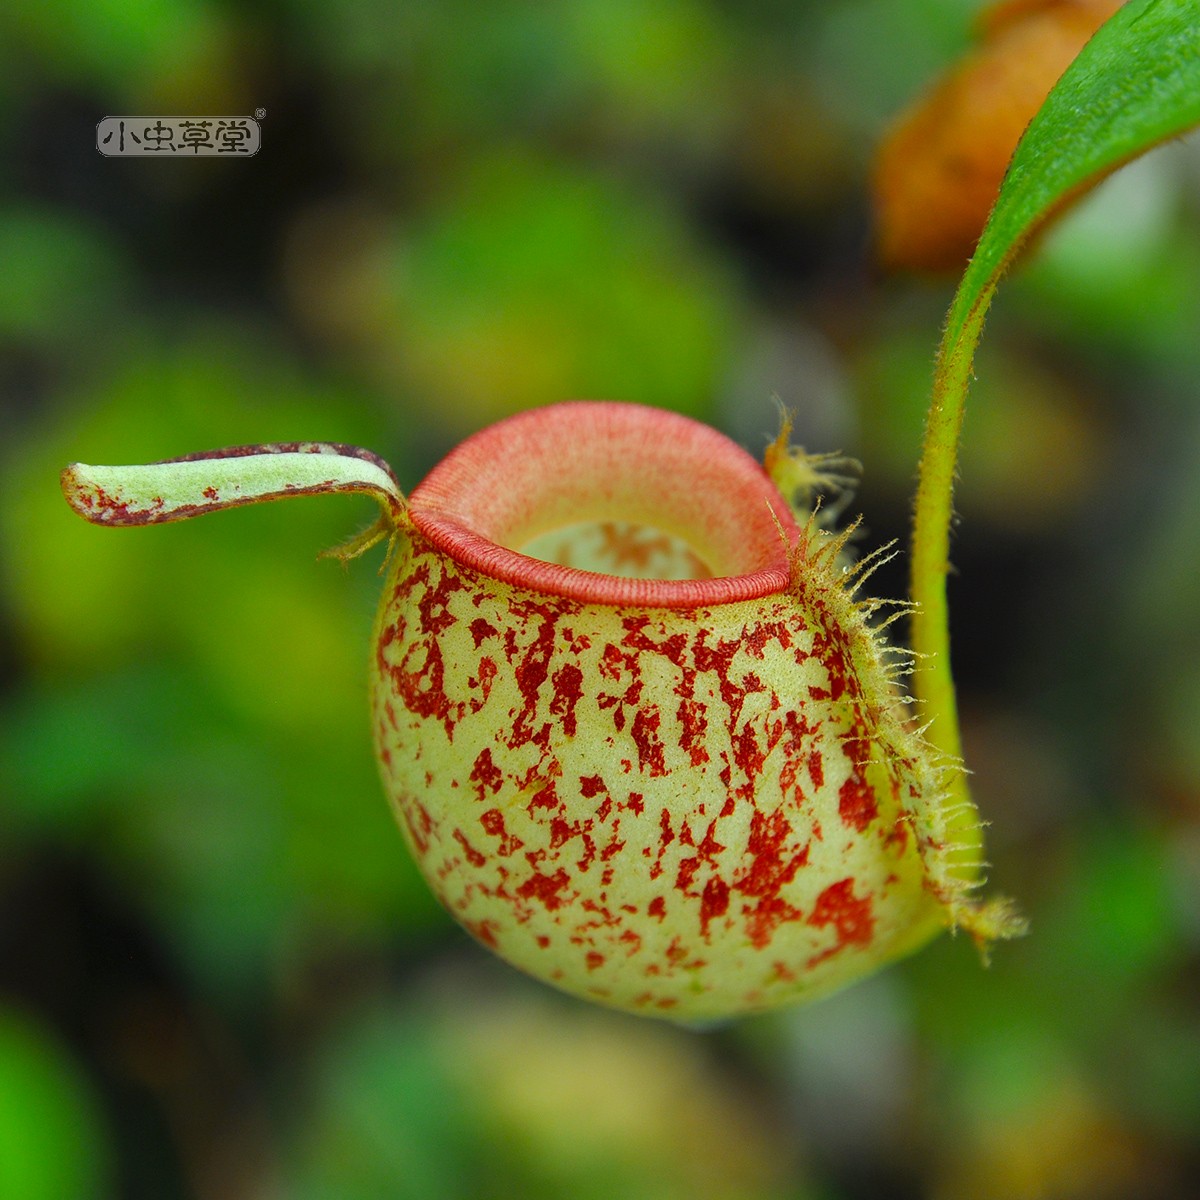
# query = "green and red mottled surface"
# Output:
<box><xmin>372</xmin><ymin>520</ymin><xmax>950</xmax><ymax>1019</ymax></box>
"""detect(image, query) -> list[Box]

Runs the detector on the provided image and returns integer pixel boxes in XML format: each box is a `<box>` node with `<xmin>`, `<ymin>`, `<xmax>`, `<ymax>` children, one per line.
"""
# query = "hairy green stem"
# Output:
<box><xmin>910</xmin><ymin>275</ymin><xmax>999</xmax><ymax>869</ymax></box>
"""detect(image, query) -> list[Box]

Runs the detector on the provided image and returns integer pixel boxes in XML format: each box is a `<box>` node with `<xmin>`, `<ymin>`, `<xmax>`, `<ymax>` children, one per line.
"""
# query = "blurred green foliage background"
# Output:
<box><xmin>1</xmin><ymin>1</ymin><xmax>1199</xmax><ymax>1197</ymax></box>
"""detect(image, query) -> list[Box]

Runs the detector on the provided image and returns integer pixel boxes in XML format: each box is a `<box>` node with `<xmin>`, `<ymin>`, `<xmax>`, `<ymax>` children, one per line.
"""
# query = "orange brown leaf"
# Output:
<box><xmin>872</xmin><ymin>0</ymin><xmax>1124</xmax><ymax>274</ymax></box>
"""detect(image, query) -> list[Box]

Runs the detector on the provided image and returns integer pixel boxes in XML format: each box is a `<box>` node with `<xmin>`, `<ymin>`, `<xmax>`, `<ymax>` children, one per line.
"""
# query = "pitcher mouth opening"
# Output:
<box><xmin>407</xmin><ymin>401</ymin><xmax>800</xmax><ymax>608</ymax></box>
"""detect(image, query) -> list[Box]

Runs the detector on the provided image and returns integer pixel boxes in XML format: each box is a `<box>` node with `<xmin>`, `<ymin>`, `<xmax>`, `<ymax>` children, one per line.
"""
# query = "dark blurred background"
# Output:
<box><xmin>2</xmin><ymin>1</ymin><xmax>1199</xmax><ymax>1197</ymax></box>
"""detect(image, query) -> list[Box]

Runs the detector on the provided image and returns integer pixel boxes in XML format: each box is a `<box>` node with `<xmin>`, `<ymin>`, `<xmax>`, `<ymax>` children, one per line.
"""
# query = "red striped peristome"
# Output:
<box><xmin>63</xmin><ymin>399</ymin><xmax>1020</xmax><ymax>1019</ymax></box>
<box><xmin>371</xmin><ymin>402</ymin><xmax>994</xmax><ymax>1019</ymax></box>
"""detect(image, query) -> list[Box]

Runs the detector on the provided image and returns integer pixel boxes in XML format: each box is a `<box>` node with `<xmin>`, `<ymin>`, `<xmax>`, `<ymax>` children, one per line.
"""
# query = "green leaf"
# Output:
<box><xmin>947</xmin><ymin>0</ymin><xmax>1200</xmax><ymax>347</ymax></box>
